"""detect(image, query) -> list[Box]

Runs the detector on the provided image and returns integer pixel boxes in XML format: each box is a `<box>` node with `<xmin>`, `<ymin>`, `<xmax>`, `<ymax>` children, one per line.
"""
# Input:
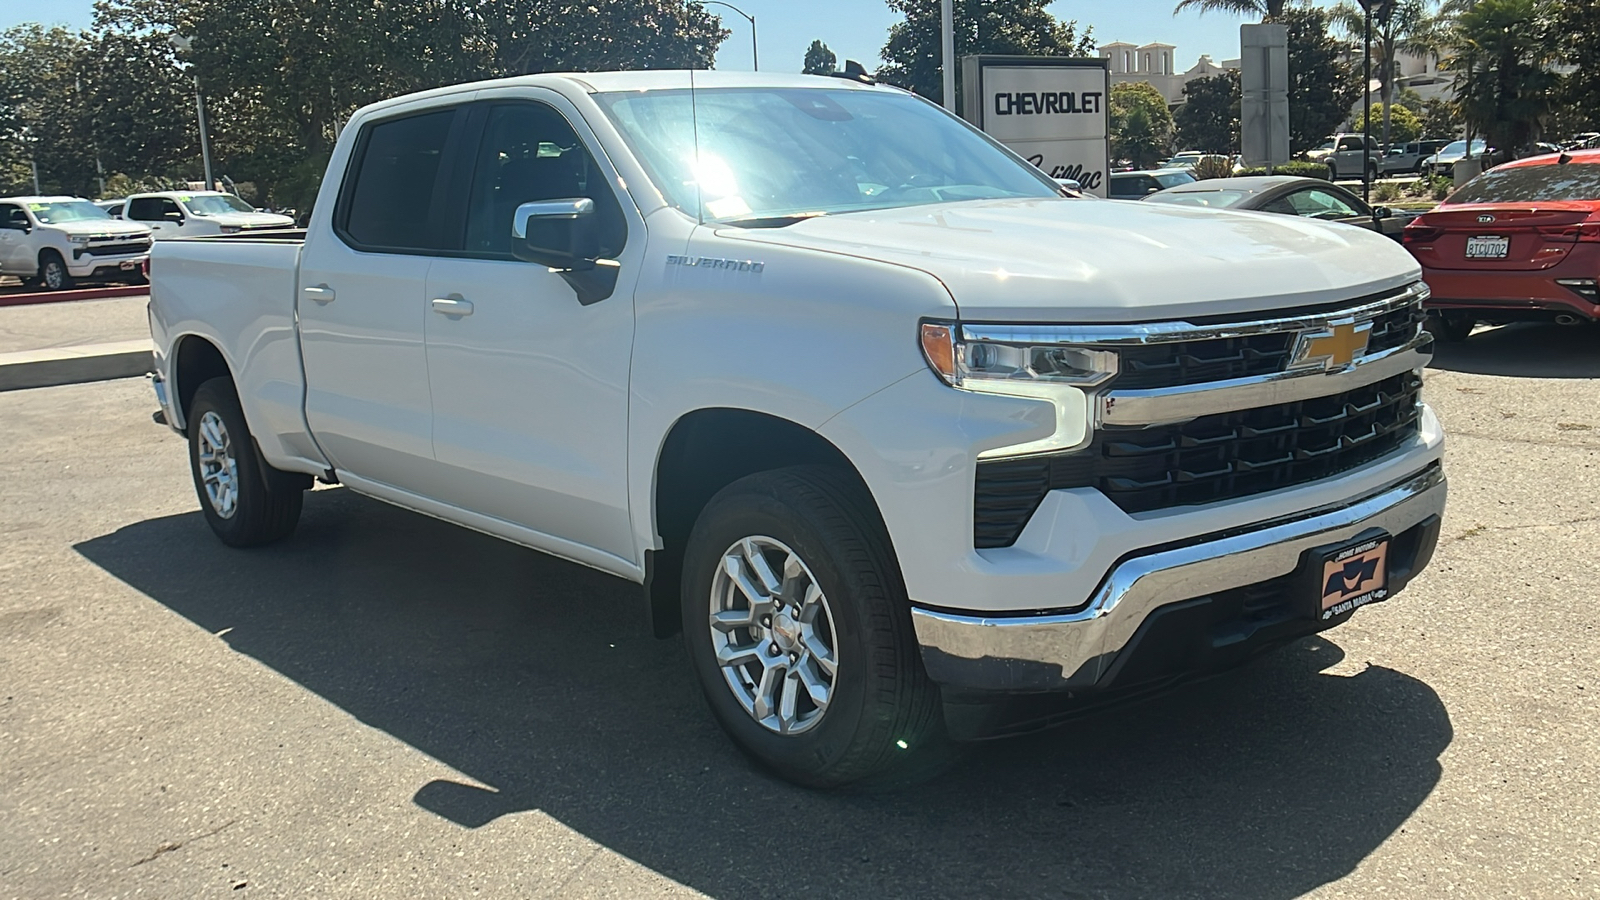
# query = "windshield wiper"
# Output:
<box><xmin>718</xmin><ymin>212</ymin><xmax>828</xmax><ymax>229</ymax></box>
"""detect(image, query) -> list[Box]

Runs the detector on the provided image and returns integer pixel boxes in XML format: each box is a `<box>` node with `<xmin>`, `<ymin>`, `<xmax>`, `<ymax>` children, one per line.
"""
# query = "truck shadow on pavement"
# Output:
<box><xmin>1428</xmin><ymin>322</ymin><xmax>1600</xmax><ymax>378</ymax></box>
<box><xmin>77</xmin><ymin>488</ymin><xmax>1452</xmax><ymax>900</ymax></box>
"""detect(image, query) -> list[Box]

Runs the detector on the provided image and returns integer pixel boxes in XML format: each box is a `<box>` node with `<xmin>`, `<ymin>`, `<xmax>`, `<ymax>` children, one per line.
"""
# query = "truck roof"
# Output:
<box><xmin>0</xmin><ymin>196</ymin><xmax>86</xmax><ymax>204</ymax></box>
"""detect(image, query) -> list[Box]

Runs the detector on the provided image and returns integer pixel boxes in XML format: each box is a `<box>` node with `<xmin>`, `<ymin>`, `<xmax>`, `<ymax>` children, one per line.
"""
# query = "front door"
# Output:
<box><xmin>422</xmin><ymin>97</ymin><xmax>639</xmax><ymax>565</ymax></box>
<box><xmin>297</xmin><ymin>103</ymin><xmax>467</xmax><ymax>491</ymax></box>
<box><xmin>0</xmin><ymin>204</ymin><xmax>25</xmax><ymax>273</ymax></box>
<box><xmin>126</xmin><ymin>196</ymin><xmax>186</xmax><ymax>239</ymax></box>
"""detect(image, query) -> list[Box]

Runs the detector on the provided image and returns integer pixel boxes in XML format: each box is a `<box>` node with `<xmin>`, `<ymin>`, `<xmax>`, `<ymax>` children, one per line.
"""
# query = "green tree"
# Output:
<box><xmin>0</xmin><ymin>25</ymin><xmax>95</xmax><ymax>195</ymax></box>
<box><xmin>879</xmin><ymin>0</ymin><xmax>1095</xmax><ymax>105</ymax></box>
<box><xmin>802</xmin><ymin>39</ymin><xmax>836</xmax><ymax>74</ymax></box>
<box><xmin>1421</xmin><ymin>96</ymin><xmax>1460</xmax><ymax>136</ymax></box>
<box><xmin>1443</xmin><ymin>0</ymin><xmax>1557</xmax><ymax>154</ymax></box>
<box><xmin>1109</xmin><ymin>82</ymin><xmax>1174</xmax><ymax>168</ymax></box>
<box><xmin>1551</xmin><ymin>0</ymin><xmax>1600</xmax><ymax>133</ymax></box>
<box><xmin>1282</xmin><ymin>7</ymin><xmax>1362</xmax><ymax>154</ymax></box>
<box><xmin>1352</xmin><ymin>102</ymin><xmax>1423</xmax><ymax>142</ymax></box>
<box><xmin>1172</xmin><ymin>0</ymin><xmax>1289</xmax><ymax>22</ymax></box>
<box><xmin>1174</xmin><ymin>69</ymin><xmax>1240</xmax><ymax>153</ymax></box>
<box><xmin>1330</xmin><ymin>0</ymin><xmax>1436</xmax><ymax>150</ymax></box>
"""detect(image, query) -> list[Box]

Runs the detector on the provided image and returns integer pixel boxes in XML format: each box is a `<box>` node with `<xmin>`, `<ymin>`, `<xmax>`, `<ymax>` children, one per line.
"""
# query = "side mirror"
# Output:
<box><xmin>163</xmin><ymin>211</ymin><xmax>185</xmax><ymax>223</ymax></box>
<box><xmin>1054</xmin><ymin>178</ymin><xmax>1082</xmax><ymax>193</ymax></box>
<box><xmin>512</xmin><ymin>198</ymin><xmax>597</xmax><ymax>271</ymax></box>
<box><xmin>3</xmin><ymin>219</ymin><xmax>27</xmax><ymax>231</ymax></box>
<box><xmin>1373</xmin><ymin>206</ymin><xmax>1393</xmax><ymax>220</ymax></box>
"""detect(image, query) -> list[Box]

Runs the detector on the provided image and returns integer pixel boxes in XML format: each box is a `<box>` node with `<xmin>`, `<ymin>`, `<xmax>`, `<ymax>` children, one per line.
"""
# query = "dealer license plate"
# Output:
<box><xmin>1465</xmin><ymin>235</ymin><xmax>1509</xmax><ymax>259</ymax></box>
<box><xmin>1316</xmin><ymin>535</ymin><xmax>1390</xmax><ymax>620</ymax></box>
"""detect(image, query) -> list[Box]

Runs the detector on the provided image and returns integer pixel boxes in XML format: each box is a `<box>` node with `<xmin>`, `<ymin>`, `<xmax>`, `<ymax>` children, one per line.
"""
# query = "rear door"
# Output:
<box><xmin>297</xmin><ymin>102</ymin><xmax>469</xmax><ymax>491</ymax></box>
<box><xmin>420</xmin><ymin>94</ymin><xmax>640</xmax><ymax>564</ymax></box>
<box><xmin>0</xmin><ymin>203</ymin><xmax>25</xmax><ymax>273</ymax></box>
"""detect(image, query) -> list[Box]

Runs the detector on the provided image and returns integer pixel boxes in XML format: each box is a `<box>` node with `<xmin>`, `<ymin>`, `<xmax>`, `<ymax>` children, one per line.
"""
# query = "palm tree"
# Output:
<box><xmin>1172</xmin><ymin>0</ymin><xmax>1290</xmax><ymax>19</ymax></box>
<box><xmin>1329</xmin><ymin>0</ymin><xmax>1435</xmax><ymax>151</ymax></box>
<box><xmin>1437</xmin><ymin>0</ymin><xmax>1556</xmax><ymax>156</ymax></box>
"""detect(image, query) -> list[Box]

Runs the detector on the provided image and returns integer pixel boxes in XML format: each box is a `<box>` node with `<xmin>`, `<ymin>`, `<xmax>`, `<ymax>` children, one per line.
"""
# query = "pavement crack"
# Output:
<box><xmin>1449</xmin><ymin>515</ymin><xmax>1600</xmax><ymax>544</ymax></box>
<box><xmin>129</xmin><ymin>819</ymin><xmax>235</xmax><ymax>868</ymax></box>
<box><xmin>1440</xmin><ymin>429</ymin><xmax>1600</xmax><ymax>449</ymax></box>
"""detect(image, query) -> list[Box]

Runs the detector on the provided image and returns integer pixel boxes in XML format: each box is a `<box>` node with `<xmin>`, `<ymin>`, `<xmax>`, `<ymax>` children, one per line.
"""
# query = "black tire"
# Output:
<box><xmin>1328</xmin><ymin>163</ymin><xmax>1340</xmax><ymax>181</ymax></box>
<box><xmin>37</xmin><ymin>250</ymin><xmax>72</xmax><ymax>291</ymax></box>
<box><xmin>681</xmin><ymin>465</ymin><xmax>950</xmax><ymax>789</ymax></box>
<box><xmin>1366</xmin><ymin>161</ymin><xmax>1379</xmax><ymax>183</ymax></box>
<box><xmin>1435</xmin><ymin>316</ymin><xmax>1475</xmax><ymax>342</ymax></box>
<box><xmin>186</xmin><ymin>377</ymin><xmax>305</xmax><ymax>547</ymax></box>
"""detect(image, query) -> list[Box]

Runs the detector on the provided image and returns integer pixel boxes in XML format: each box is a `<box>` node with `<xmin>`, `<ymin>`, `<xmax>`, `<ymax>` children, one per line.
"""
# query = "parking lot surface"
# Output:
<box><xmin>2</xmin><ymin>323</ymin><xmax>1597</xmax><ymax>898</ymax></box>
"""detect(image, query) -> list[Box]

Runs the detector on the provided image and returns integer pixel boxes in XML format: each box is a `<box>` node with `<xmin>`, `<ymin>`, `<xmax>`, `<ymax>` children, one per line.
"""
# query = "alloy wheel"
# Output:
<box><xmin>195</xmin><ymin>410</ymin><xmax>240</xmax><ymax>519</ymax></box>
<box><xmin>708</xmin><ymin>536</ymin><xmax>839</xmax><ymax>735</ymax></box>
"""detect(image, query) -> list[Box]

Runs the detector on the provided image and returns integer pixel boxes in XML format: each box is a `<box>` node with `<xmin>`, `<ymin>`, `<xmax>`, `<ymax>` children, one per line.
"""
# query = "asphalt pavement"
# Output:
<box><xmin>1</xmin><ymin>324</ymin><xmax>1597</xmax><ymax>898</ymax></box>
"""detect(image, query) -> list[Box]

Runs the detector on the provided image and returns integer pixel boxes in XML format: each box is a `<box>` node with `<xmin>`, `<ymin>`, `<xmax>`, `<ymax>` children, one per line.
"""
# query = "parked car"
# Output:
<box><xmin>93</xmin><ymin>198</ymin><xmax>128</xmax><ymax>218</ymax></box>
<box><xmin>1404</xmin><ymin>148</ymin><xmax>1600</xmax><ymax>340</ymax></box>
<box><xmin>122</xmin><ymin>191</ymin><xmax>295</xmax><ymax>240</ymax></box>
<box><xmin>1382</xmin><ymin>139</ymin><xmax>1450</xmax><ymax>175</ymax></box>
<box><xmin>1423</xmin><ymin>140</ymin><xmax>1504</xmax><ymax>178</ymax></box>
<box><xmin>1160</xmin><ymin>150</ymin><xmax>1207</xmax><ymax>169</ymax></box>
<box><xmin>0</xmin><ymin>196</ymin><xmax>151</xmax><ymax>290</ymax></box>
<box><xmin>1306</xmin><ymin>133</ymin><xmax>1381</xmax><ymax>182</ymax></box>
<box><xmin>1143</xmin><ymin>175</ymin><xmax>1415</xmax><ymax>239</ymax></box>
<box><xmin>147</xmin><ymin>70</ymin><xmax>1445</xmax><ymax>788</ymax></box>
<box><xmin>1108</xmin><ymin>168</ymin><xmax>1196</xmax><ymax>199</ymax></box>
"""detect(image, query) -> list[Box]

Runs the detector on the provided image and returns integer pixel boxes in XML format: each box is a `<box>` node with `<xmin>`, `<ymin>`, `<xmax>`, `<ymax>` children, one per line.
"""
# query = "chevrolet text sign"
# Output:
<box><xmin>961</xmin><ymin>56</ymin><xmax>1111</xmax><ymax>197</ymax></box>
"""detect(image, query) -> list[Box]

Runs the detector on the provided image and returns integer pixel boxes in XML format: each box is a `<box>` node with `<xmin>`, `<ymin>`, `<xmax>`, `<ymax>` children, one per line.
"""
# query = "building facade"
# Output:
<box><xmin>1100</xmin><ymin>42</ymin><xmax>1239</xmax><ymax>106</ymax></box>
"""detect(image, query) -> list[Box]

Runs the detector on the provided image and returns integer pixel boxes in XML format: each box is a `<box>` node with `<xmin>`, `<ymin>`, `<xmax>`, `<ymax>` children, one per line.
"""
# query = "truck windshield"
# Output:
<box><xmin>185</xmin><ymin>194</ymin><xmax>256</xmax><ymax>215</ymax></box>
<box><xmin>29</xmin><ymin>201</ymin><xmax>112</xmax><ymax>224</ymax></box>
<box><xmin>594</xmin><ymin>86</ymin><xmax>1059</xmax><ymax>224</ymax></box>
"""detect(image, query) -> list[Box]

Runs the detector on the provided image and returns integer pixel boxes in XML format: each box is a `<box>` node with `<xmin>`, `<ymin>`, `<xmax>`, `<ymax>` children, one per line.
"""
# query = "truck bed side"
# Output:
<box><xmin>148</xmin><ymin>233</ymin><xmax>328</xmax><ymax>476</ymax></box>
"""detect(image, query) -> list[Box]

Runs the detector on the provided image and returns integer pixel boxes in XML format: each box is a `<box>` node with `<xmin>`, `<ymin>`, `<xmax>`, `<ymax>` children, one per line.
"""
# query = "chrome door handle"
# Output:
<box><xmin>430</xmin><ymin>296</ymin><xmax>474</xmax><ymax>317</ymax></box>
<box><xmin>302</xmin><ymin>284</ymin><xmax>336</xmax><ymax>304</ymax></box>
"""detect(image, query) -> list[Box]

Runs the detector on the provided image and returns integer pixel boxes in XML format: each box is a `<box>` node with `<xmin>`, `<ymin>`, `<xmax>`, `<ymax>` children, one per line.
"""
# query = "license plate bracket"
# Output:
<box><xmin>1305</xmin><ymin>530</ymin><xmax>1391</xmax><ymax>621</ymax></box>
<box><xmin>1465</xmin><ymin>235</ymin><xmax>1509</xmax><ymax>259</ymax></box>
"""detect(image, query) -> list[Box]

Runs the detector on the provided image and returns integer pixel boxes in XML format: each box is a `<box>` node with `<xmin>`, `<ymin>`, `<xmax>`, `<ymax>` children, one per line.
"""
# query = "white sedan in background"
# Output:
<box><xmin>121</xmin><ymin>191</ymin><xmax>295</xmax><ymax>240</ymax></box>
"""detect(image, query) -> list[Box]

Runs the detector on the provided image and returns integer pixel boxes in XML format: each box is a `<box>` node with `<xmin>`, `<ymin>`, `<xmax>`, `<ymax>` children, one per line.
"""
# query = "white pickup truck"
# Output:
<box><xmin>148</xmin><ymin>71</ymin><xmax>1446</xmax><ymax>787</ymax></box>
<box><xmin>0</xmin><ymin>196</ymin><xmax>152</xmax><ymax>290</ymax></box>
<box><xmin>122</xmin><ymin>191</ymin><xmax>296</xmax><ymax>240</ymax></box>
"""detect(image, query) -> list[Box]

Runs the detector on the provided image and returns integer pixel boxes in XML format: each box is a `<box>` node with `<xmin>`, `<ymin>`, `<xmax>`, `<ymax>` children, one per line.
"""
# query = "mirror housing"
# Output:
<box><xmin>3</xmin><ymin>218</ymin><xmax>28</xmax><ymax>231</ymax></box>
<box><xmin>163</xmin><ymin>211</ymin><xmax>184</xmax><ymax>223</ymax></box>
<box><xmin>1372</xmin><ymin>206</ymin><xmax>1393</xmax><ymax>220</ymax></box>
<box><xmin>513</xmin><ymin>198</ymin><xmax>598</xmax><ymax>271</ymax></box>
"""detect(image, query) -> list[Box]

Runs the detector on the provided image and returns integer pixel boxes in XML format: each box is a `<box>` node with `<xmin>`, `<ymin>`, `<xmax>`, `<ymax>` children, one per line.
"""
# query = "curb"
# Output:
<box><xmin>0</xmin><ymin>286</ymin><xmax>149</xmax><ymax>308</ymax></box>
<box><xmin>0</xmin><ymin>340</ymin><xmax>154</xmax><ymax>392</ymax></box>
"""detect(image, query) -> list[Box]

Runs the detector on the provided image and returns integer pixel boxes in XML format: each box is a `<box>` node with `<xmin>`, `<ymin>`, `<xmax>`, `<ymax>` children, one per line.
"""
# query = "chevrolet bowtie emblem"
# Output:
<box><xmin>1289</xmin><ymin>321</ymin><xmax>1373</xmax><ymax>372</ymax></box>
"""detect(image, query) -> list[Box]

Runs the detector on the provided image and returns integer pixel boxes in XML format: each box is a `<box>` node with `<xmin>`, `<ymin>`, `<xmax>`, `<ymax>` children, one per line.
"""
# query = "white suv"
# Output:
<box><xmin>0</xmin><ymin>196</ymin><xmax>152</xmax><ymax>291</ymax></box>
<box><xmin>122</xmin><ymin>191</ymin><xmax>295</xmax><ymax>240</ymax></box>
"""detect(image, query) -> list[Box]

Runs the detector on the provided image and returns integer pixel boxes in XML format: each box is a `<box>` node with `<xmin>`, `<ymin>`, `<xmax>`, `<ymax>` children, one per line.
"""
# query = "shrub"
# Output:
<box><xmin>1190</xmin><ymin>155</ymin><xmax>1236</xmax><ymax>180</ymax></box>
<box><xmin>1273</xmin><ymin>161</ymin><xmax>1333</xmax><ymax>180</ymax></box>
<box><xmin>1431</xmin><ymin>178</ymin><xmax>1453</xmax><ymax>201</ymax></box>
<box><xmin>1372</xmin><ymin>182</ymin><xmax>1401</xmax><ymax>202</ymax></box>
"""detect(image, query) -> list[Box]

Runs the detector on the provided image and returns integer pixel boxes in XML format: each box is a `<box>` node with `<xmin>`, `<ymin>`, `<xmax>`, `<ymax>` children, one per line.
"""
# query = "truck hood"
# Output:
<box><xmin>48</xmin><ymin>219</ymin><xmax>151</xmax><ymax>239</ymax></box>
<box><xmin>718</xmin><ymin>197</ymin><xmax>1420</xmax><ymax>322</ymax></box>
<box><xmin>193</xmin><ymin>211</ymin><xmax>296</xmax><ymax>228</ymax></box>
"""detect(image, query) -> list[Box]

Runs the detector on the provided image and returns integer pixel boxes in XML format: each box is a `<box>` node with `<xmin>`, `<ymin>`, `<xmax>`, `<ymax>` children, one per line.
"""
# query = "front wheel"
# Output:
<box><xmin>1434</xmin><ymin>315</ymin><xmax>1475</xmax><ymax>342</ymax></box>
<box><xmin>187</xmin><ymin>377</ymin><xmax>305</xmax><ymax>546</ymax></box>
<box><xmin>681</xmin><ymin>466</ymin><xmax>950</xmax><ymax>788</ymax></box>
<box><xmin>37</xmin><ymin>251</ymin><xmax>71</xmax><ymax>291</ymax></box>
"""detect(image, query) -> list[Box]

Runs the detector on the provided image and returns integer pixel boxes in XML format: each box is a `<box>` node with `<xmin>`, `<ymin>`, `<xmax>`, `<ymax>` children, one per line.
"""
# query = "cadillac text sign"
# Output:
<box><xmin>961</xmin><ymin>56</ymin><xmax>1111</xmax><ymax>198</ymax></box>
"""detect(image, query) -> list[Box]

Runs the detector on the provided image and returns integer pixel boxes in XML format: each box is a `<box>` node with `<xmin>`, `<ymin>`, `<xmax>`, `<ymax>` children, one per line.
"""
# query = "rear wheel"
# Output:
<box><xmin>681</xmin><ymin>466</ymin><xmax>950</xmax><ymax>788</ymax></box>
<box><xmin>37</xmin><ymin>251</ymin><xmax>71</xmax><ymax>291</ymax></box>
<box><xmin>187</xmin><ymin>377</ymin><xmax>305</xmax><ymax>546</ymax></box>
<box><xmin>1328</xmin><ymin>163</ymin><xmax>1340</xmax><ymax>181</ymax></box>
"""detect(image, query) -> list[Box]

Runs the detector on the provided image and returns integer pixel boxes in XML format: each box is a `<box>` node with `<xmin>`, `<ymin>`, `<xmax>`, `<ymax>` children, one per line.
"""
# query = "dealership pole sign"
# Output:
<box><xmin>960</xmin><ymin>55</ymin><xmax>1111</xmax><ymax>197</ymax></box>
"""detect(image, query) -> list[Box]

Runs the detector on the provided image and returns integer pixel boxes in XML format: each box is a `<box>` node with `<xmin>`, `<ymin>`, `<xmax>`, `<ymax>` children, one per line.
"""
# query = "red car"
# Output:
<box><xmin>1403</xmin><ymin>149</ymin><xmax>1600</xmax><ymax>340</ymax></box>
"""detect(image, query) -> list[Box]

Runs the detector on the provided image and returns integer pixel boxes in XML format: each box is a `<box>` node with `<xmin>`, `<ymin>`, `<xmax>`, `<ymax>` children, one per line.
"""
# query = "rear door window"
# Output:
<box><xmin>337</xmin><ymin>108</ymin><xmax>459</xmax><ymax>252</ymax></box>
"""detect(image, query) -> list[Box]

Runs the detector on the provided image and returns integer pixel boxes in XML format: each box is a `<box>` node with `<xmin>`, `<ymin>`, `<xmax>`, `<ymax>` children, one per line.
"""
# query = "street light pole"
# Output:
<box><xmin>1362</xmin><ymin>1</ymin><xmax>1372</xmax><ymax>204</ymax></box>
<box><xmin>193</xmin><ymin>75</ymin><xmax>215</xmax><ymax>190</ymax></box>
<box><xmin>941</xmin><ymin>0</ymin><xmax>956</xmax><ymax>111</ymax></box>
<box><xmin>704</xmin><ymin>2</ymin><xmax>757</xmax><ymax>71</ymax></box>
<box><xmin>170</xmin><ymin>34</ymin><xmax>215</xmax><ymax>190</ymax></box>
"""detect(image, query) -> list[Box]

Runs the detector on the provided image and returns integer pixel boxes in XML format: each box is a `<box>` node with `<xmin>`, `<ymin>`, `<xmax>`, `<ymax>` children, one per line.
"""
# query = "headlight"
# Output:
<box><xmin>920</xmin><ymin>321</ymin><xmax>1119</xmax><ymax>458</ymax></box>
<box><xmin>920</xmin><ymin>321</ymin><xmax>1118</xmax><ymax>389</ymax></box>
<box><xmin>68</xmin><ymin>235</ymin><xmax>92</xmax><ymax>245</ymax></box>
<box><xmin>219</xmin><ymin>225</ymin><xmax>243</xmax><ymax>234</ymax></box>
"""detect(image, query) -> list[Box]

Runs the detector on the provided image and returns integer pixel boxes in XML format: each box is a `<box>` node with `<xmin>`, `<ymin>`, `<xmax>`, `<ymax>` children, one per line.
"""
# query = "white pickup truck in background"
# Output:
<box><xmin>147</xmin><ymin>71</ymin><xmax>1446</xmax><ymax>787</ymax></box>
<box><xmin>123</xmin><ymin>191</ymin><xmax>295</xmax><ymax>239</ymax></box>
<box><xmin>0</xmin><ymin>196</ymin><xmax>152</xmax><ymax>290</ymax></box>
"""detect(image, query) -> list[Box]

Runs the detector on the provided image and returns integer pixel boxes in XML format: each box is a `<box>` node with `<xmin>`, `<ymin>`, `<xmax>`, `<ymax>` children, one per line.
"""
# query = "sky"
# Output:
<box><xmin>8</xmin><ymin>0</ymin><xmax>1251</xmax><ymax>76</ymax></box>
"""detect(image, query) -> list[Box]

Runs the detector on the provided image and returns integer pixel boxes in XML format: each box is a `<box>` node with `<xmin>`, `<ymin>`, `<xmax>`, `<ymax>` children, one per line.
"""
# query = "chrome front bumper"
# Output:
<box><xmin>912</xmin><ymin>464</ymin><xmax>1446</xmax><ymax>692</ymax></box>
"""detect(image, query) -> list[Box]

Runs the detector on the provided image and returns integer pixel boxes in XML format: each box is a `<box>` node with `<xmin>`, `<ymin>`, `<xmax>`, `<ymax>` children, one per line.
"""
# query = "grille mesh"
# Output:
<box><xmin>974</xmin><ymin>372</ymin><xmax>1424</xmax><ymax>549</ymax></box>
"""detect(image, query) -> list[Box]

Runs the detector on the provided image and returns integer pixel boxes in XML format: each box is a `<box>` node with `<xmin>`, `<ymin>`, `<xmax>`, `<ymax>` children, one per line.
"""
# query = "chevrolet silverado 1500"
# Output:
<box><xmin>148</xmin><ymin>71</ymin><xmax>1446</xmax><ymax>787</ymax></box>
